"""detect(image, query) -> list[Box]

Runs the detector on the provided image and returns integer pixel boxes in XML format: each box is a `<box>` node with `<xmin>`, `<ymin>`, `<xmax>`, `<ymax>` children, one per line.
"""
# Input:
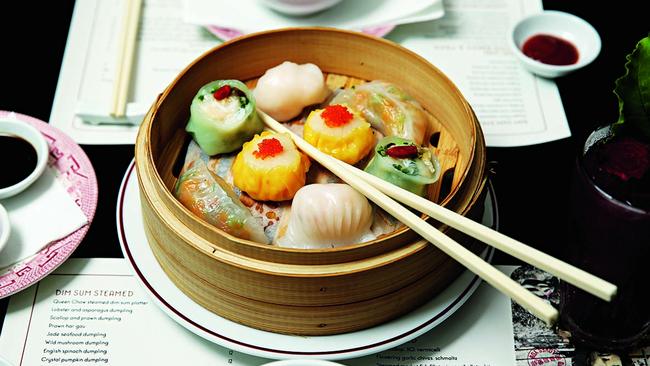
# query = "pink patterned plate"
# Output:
<box><xmin>0</xmin><ymin>111</ymin><xmax>98</xmax><ymax>299</ymax></box>
<box><xmin>205</xmin><ymin>24</ymin><xmax>396</xmax><ymax>41</ymax></box>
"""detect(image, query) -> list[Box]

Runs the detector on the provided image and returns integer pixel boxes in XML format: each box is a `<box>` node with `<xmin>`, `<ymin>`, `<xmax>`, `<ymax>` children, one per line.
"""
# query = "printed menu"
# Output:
<box><xmin>389</xmin><ymin>0</ymin><xmax>570</xmax><ymax>146</ymax></box>
<box><xmin>51</xmin><ymin>0</ymin><xmax>570</xmax><ymax>146</ymax></box>
<box><xmin>0</xmin><ymin>258</ymin><xmax>517</xmax><ymax>365</ymax></box>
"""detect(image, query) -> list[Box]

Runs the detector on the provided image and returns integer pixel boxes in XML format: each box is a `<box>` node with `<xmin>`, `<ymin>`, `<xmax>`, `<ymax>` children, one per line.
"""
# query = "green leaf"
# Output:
<box><xmin>613</xmin><ymin>35</ymin><xmax>650</xmax><ymax>139</ymax></box>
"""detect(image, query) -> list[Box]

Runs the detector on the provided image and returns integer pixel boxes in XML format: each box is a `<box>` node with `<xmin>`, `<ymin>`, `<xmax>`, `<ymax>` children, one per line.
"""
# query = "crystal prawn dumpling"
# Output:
<box><xmin>253</xmin><ymin>61</ymin><xmax>330</xmax><ymax>121</ymax></box>
<box><xmin>278</xmin><ymin>183</ymin><xmax>374</xmax><ymax>249</ymax></box>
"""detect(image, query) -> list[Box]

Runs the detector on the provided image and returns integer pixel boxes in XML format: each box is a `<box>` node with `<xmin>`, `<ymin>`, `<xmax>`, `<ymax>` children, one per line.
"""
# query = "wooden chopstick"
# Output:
<box><xmin>259</xmin><ymin>110</ymin><xmax>559</xmax><ymax>325</ymax></box>
<box><xmin>111</xmin><ymin>0</ymin><xmax>143</xmax><ymax>118</ymax></box>
<box><xmin>259</xmin><ymin>111</ymin><xmax>617</xmax><ymax>301</ymax></box>
<box><xmin>345</xmin><ymin>167</ymin><xmax>618</xmax><ymax>301</ymax></box>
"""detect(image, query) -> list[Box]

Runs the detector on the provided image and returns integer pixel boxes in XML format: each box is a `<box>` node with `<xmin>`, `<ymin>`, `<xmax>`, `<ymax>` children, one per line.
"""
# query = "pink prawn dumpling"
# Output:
<box><xmin>278</xmin><ymin>183</ymin><xmax>373</xmax><ymax>249</ymax></box>
<box><xmin>254</xmin><ymin>61</ymin><xmax>330</xmax><ymax>121</ymax></box>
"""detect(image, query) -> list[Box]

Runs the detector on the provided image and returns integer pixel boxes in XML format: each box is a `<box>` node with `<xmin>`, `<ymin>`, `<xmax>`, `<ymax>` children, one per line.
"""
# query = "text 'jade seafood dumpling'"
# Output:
<box><xmin>278</xmin><ymin>183</ymin><xmax>374</xmax><ymax>249</ymax></box>
<box><xmin>232</xmin><ymin>131</ymin><xmax>311</xmax><ymax>201</ymax></box>
<box><xmin>253</xmin><ymin>61</ymin><xmax>330</xmax><ymax>121</ymax></box>
<box><xmin>174</xmin><ymin>157</ymin><xmax>269</xmax><ymax>244</ymax></box>
<box><xmin>364</xmin><ymin>136</ymin><xmax>441</xmax><ymax>197</ymax></box>
<box><xmin>331</xmin><ymin>80</ymin><xmax>431</xmax><ymax>146</ymax></box>
<box><xmin>186</xmin><ymin>80</ymin><xmax>264</xmax><ymax>155</ymax></box>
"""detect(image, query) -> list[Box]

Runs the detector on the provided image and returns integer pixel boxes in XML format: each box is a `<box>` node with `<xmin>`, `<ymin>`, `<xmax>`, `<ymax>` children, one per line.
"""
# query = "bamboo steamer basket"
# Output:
<box><xmin>135</xmin><ymin>28</ymin><xmax>488</xmax><ymax>335</ymax></box>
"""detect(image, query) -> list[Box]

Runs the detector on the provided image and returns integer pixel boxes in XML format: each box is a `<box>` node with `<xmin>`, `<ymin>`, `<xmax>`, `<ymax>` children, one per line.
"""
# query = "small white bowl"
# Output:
<box><xmin>259</xmin><ymin>0</ymin><xmax>343</xmax><ymax>16</ymax></box>
<box><xmin>0</xmin><ymin>203</ymin><xmax>10</xmax><ymax>254</ymax></box>
<box><xmin>510</xmin><ymin>10</ymin><xmax>601</xmax><ymax>78</ymax></box>
<box><xmin>0</xmin><ymin>119</ymin><xmax>49</xmax><ymax>199</ymax></box>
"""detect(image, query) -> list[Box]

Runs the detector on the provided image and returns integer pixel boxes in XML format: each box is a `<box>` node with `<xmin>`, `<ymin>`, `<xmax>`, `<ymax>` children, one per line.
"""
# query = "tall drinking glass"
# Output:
<box><xmin>560</xmin><ymin>125</ymin><xmax>650</xmax><ymax>351</ymax></box>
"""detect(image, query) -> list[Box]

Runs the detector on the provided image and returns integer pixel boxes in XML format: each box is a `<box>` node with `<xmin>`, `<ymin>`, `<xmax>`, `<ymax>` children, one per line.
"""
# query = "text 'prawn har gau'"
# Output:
<box><xmin>278</xmin><ymin>184</ymin><xmax>373</xmax><ymax>249</ymax></box>
<box><xmin>254</xmin><ymin>61</ymin><xmax>330</xmax><ymax>121</ymax></box>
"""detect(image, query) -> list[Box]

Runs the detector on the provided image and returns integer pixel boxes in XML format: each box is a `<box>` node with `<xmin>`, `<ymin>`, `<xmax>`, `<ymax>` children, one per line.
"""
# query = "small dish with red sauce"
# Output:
<box><xmin>510</xmin><ymin>10</ymin><xmax>601</xmax><ymax>78</ymax></box>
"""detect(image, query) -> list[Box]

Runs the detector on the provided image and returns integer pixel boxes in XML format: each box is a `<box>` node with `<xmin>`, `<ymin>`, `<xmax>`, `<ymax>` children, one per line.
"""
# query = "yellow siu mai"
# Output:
<box><xmin>232</xmin><ymin>131</ymin><xmax>310</xmax><ymax>201</ymax></box>
<box><xmin>303</xmin><ymin>104</ymin><xmax>375</xmax><ymax>164</ymax></box>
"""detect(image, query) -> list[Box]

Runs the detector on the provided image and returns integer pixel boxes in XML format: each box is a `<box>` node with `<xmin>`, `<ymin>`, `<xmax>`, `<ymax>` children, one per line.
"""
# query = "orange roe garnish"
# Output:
<box><xmin>253</xmin><ymin>137</ymin><xmax>284</xmax><ymax>159</ymax></box>
<box><xmin>321</xmin><ymin>105</ymin><xmax>353</xmax><ymax>127</ymax></box>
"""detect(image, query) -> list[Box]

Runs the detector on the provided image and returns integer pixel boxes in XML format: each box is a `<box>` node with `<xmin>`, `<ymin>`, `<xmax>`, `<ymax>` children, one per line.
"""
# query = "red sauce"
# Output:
<box><xmin>522</xmin><ymin>34</ymin><xmax>579</xmax><ymax>66</ymax></box>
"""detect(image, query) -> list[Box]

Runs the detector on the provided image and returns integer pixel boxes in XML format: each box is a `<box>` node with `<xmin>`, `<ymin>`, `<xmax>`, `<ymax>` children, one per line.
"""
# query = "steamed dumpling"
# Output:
<box><xmin>278</xmin><ymin>184</ymin><xmax>373</xmax><ymax>249</ymax></box>
<box><xmin>331</xmin><ymin>80</ymin><xmax>431</xmax><ymax>145</ymax></box>
<box><xmin>254</xmin><ymin>61</ymin><xmax>330</xmax><ymax>121</ymax></box>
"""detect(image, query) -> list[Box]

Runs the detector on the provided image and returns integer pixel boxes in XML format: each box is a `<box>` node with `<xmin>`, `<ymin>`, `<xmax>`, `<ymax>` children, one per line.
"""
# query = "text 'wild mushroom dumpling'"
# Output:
<box><xmin>253</xmin><ymin>61</ymin><xmax>330</xmax><ymax>121</ymax></box>
<box><xmin>277</xmin><ymin>183</ymin><xmax>374</xmax><ymax>249</ymax></box>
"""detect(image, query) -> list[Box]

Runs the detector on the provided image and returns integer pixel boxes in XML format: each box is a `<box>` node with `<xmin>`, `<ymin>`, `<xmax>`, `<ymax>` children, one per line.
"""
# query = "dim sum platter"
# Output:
<box><xmin>117</xmin><ymin>160</ymin><xmax>497</xmax><ymax>360</ymax></box>
<box><xmin>0</xmin><ymin>111</ymin><xmax>97</xmax><ymax>299</ymax></box>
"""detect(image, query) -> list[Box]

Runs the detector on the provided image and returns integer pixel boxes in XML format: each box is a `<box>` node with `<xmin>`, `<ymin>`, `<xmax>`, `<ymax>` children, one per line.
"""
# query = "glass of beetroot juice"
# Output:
<box><xmin>559</xmin><ymin>124</ymin><xmax>650</xmax><ymax>351</ymax></box>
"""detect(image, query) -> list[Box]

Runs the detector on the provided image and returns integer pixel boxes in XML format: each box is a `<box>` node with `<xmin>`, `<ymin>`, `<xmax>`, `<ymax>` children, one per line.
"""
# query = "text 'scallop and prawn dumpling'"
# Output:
<box><xmin>278</xmin><ymin>183</ymin><xmax>374</xmax><ymax>249</ymax></box>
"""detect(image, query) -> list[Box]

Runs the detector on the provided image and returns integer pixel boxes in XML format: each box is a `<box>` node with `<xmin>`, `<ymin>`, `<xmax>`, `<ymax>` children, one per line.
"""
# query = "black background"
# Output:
<box><xmin>0</xmin><ymin>0</ymin><xmax>648</xmax><ymax>342</ymax></box>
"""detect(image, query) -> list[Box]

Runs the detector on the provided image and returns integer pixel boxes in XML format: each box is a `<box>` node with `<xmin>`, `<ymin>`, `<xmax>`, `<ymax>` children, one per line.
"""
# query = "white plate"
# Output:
<box><xmin>117</xmin><ymin>160</ymin><xmax>497</xmax><ymax>360</ymax></box>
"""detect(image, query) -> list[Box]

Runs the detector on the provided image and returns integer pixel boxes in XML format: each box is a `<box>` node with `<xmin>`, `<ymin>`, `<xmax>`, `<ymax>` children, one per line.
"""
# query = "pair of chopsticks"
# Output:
<box><xmin>258</xmin><ymin>110</ymin><xmax>617</xmax><ymax>326</ymax></box>
<box><xmin>111</xmin><ymin>0</ymin><xmax>143</xmax><ymax>118</ymax></box>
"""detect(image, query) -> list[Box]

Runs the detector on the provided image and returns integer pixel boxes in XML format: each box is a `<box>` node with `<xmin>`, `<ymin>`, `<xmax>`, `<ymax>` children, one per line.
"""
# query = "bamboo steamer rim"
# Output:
<box><xmin>136</xmin><ymin>27</ymin><xmax>485</xmax><ymax>259</ymax></box>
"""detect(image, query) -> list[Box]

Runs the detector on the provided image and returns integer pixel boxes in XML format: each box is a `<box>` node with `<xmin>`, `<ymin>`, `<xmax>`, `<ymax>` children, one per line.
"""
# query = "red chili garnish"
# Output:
<box><xmin>321</xmin><ymin>105</ymin><xmax>354</xmax><ymax>127</ymax></box>
<box><xmin>386</xmin><ymin>145</ymin><xmax>418</xmax><ymax>159</ymax></box>
<box><xmin>213</xmin><ymin>85</ymin><xmax>232</xmax><ymax>101</ymax></box>
<box><xmin>253</xmin><ymin>137</ymin><xmax>284</xmax><ymax>159</ymax></box>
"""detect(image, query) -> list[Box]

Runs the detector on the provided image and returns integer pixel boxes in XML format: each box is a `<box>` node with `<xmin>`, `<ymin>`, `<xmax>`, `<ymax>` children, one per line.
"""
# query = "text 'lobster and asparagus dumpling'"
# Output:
<box><xmin>232</xmin><ymin>131</ymin><xmax>311</xmax><ymax>201</ymax></box>
<box><xmin>303</xmin><ymin>104</ymin><xmax>375</xmax><ymax>165</ymax></box>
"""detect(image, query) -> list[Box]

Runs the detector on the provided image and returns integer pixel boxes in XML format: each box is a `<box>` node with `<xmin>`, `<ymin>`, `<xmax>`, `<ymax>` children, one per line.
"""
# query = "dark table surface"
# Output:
<box><xmin>0</xmin><ymin>0</ymin><xmax>648</xmax><ymax>351</ymax></box>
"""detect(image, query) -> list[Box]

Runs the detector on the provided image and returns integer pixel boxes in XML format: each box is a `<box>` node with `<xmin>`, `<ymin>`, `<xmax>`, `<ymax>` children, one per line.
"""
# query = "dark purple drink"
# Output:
<box><xmin>560</xmin><ymin>126</ymin><xmax>650</xmax><ymax>351</ymax></box>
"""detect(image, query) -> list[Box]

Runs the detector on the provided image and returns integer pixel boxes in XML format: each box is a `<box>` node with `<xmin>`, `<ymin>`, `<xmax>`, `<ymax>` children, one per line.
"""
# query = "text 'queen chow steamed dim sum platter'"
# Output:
<box><xmin>134</xmin><ymin>28</ymin><xmax>487</xmax><ymax>336</ymax></box>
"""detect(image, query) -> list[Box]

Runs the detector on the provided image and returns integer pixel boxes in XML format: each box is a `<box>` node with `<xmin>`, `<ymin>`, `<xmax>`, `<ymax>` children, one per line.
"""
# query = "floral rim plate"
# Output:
<box><xmin>117</xmin><ymin>160</ymin><xmax>497</xmax><ymax>360</ymax></box>
<box><xmin>0</xmin><ymin>111</ymin><xmax>98</xmax><ymax>299</ymax></box>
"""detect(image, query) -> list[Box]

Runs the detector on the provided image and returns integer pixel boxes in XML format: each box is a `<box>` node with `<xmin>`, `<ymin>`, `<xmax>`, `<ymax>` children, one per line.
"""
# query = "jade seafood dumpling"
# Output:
<box><xmin>364</xmin><ymin>136</ymin><xmax>440</xmax><ymax>197</ymax></box>
<box><xmin>186</xmin><ymin>80</ymin><xmax>264</xmax><ymax>155</ymax></box>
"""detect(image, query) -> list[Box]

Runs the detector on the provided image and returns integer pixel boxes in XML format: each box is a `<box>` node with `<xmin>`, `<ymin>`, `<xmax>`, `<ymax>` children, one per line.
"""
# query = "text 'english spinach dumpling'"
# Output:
<box><xmin>331</xmin><ymin>80</ymin><xmax>431</xmax><ymax>146</ymax></box>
